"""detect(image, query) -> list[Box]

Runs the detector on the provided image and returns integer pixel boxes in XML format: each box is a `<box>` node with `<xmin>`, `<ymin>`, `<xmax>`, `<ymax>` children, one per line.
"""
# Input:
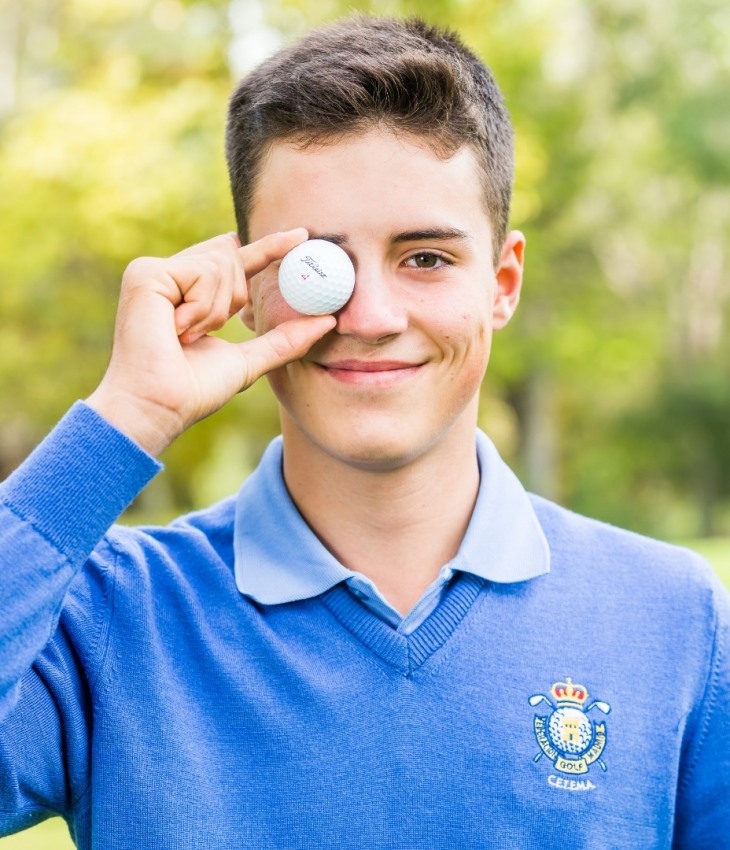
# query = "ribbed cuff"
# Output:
<box><xmin>1</xmin><ymin>402</ymin><xmax>162</xmax><ymax>566</ymax></box>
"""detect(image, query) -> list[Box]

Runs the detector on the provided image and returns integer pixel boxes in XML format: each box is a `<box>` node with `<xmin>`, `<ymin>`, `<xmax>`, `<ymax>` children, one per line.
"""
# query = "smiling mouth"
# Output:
<box><xmin>314</xmin><ymin>359</ymin><xmax>422</xmax><ymax>386</ymax></box>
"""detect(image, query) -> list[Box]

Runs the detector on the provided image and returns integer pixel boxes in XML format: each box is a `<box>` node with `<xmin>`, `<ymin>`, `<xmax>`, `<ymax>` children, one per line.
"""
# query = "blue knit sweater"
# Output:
<box><xmin>1</xmin><ymin>404</ymin><xmax>729</xmax><ymax>849</ymax></box>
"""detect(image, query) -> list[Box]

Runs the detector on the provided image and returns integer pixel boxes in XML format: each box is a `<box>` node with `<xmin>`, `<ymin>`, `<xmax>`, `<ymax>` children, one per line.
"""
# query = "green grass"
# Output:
<box><xmin>0</xmin><ymin>818</ymin><xmax>73</xmax><ymax>849</ymax></box>
<box><xmin>3</xmin><ymin>537</ymin><xmax>730</xmax><ymax>849</ymax></box>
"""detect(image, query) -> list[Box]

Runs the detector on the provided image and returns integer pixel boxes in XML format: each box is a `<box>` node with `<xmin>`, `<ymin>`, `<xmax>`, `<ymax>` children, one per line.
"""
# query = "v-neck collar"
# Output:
<box><xmin>234</xmin><ymin>430</ymin><xmax>550</xmax><ymax>604</ymax></box>
<box><xmin>319</xmin><ymin>573</ymin><xmax>486</xmax><ymax>675</ymax></box>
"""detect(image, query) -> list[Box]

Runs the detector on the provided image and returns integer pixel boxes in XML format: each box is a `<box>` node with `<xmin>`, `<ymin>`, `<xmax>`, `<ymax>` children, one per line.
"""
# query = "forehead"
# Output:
<box><xmin>248</xmin><ymin>129</ymin><xmax>491</xmax><ymax>242</ymax></box>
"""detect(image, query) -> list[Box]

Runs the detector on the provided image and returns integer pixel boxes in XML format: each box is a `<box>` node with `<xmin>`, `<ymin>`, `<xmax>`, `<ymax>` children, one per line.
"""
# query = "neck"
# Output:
<box><xmin>281</xmin><ymin>419</ymin><xmax>480</xmax><ymax>616</ymax></box>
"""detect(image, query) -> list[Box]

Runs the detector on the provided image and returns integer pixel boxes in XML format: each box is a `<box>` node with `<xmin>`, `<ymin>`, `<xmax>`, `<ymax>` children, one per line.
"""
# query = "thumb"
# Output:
<box><xmin>237</xmin><ymin>315</ymin><xmax>336</xmax><ymax>389</ymax></box>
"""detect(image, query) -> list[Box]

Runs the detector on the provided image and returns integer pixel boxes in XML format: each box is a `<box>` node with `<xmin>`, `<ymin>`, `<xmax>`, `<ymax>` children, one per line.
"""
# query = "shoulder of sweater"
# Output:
<box><xmin>66</xmin><ymin>495</ymin><xmax>238</xmax><ymax>607</ymax></box>
<box><xmin>106</xmin><ymin>494</ymin><xmax>236</xmax><ymax>550</ymax></box>
<box><xmin>528</xmin><ymin>492</ymin><xmax>725</xmax><ymax>608</ymax></box>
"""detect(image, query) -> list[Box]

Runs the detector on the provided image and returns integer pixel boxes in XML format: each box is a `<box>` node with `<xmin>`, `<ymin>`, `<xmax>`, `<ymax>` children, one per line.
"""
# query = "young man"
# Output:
<box><xmin>1</xmin><ymin>15</ymin><xmax>728</xmax><ymax>850</ymax></box>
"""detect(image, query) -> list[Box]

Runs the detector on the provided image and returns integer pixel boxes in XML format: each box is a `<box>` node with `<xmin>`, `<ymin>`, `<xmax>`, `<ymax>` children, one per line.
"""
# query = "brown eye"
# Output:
<box><xmin>406</xmin><ymin>252</ymin><xmax>445</xmax><ymax>269</ymax></box>
<box><xmin>414</xmin><ymin>253</ymin><xmax>437</xmax><ymax>268</ymax></box>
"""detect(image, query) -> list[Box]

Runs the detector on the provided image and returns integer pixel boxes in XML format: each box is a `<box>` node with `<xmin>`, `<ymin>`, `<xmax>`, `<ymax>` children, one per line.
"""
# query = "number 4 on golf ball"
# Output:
<box><xmin>278</xmin><ymin>239</ymin><xmax>355</xmax><ymax>316</ymax></box>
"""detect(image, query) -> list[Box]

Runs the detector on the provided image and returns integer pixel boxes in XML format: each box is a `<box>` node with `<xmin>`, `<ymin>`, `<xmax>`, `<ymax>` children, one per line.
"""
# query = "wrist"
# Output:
<box><xmin>85</xmin><ymin>387</ymin><xmax>184</xmax><ymax>457</ymax></box>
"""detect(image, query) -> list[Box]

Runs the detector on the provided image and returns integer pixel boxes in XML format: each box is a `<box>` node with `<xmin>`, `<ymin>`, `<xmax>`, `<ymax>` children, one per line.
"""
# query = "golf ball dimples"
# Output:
<box><xmin>278</xmin><ymin>239</ymin><xmax>355</xmax><ymax>315</ymax></box>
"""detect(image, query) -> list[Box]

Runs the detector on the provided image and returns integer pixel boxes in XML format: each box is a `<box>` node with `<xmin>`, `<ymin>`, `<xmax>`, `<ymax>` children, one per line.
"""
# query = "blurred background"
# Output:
<box><xmin>0</xmin><ymin>0</ymin><xmax>728</xmax><ymax>844</ymax></box>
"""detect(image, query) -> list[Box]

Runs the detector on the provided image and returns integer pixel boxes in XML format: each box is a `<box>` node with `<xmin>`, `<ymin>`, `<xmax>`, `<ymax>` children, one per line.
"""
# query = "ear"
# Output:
<box><xmin>241</xmin><ymin>301</ymin><xmax>255</xmax><ymax>331</ymax></box>
<box><xmin>492</xmin><ymin>230</ymin><xmax>525</xmax><ymax>330</ymax></box>
<box><xmin>240</xmin><ymin>275</ymin><xmax>256</xmax><ymax>331</ymax></box>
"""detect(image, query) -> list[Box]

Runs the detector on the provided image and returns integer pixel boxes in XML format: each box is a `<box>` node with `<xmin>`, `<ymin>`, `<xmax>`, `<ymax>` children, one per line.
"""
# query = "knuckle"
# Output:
<box><xmin>190</xmin><ymin>258</ymin><xmax>223</xmax><ymax>293</ymax></box>
<box><xmin>198</xmin><ymin>257</ymin><xmax>220</xmax><ymax>277</ymax></box>
<box><xmin>211</xmin><ymin>302</ymin><xmax>231</xmax><ymax>326</ymax></box>
<box><xmin>122</xmin><ymin>256</ymin><xmax>158</xmax><ymax>283</ymax></box>
<box><xmin>208</xmin><ymin>234</ymin><xmax>237</xmax><ymax>251</ymax></box>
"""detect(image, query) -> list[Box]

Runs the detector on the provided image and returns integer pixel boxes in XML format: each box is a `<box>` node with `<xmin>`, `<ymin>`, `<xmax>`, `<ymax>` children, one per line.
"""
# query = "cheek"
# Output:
<box><xmin>251</xmin><ymin>271</ymin><xmax>302</xmax><ymax>401</ymax></box>
<box><xmin>438</xmin><ymin>306</ymin><xmax>491</xmax><ymax>361</ymax></box>
<box><xmin>251</xmin><ymin>268</ymin><xmax>301</xmax><ymax>332</ymax></box>
<box><xmin>265</xmin><ymin>367</ymin><xmax>288</xmax><ymax>403</ymax></box>
<box><xmin>439</xmin><ymin>311</ymin><xmax>492</xmax><ymax>397</ymax></box>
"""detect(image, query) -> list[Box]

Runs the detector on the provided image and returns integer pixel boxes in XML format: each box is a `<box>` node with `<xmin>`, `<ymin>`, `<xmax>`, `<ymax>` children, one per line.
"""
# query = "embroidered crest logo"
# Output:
<box><xmin>529</xmin><ymin>678</ymin><xmax>611</xmax><ymax>777</ymax></box>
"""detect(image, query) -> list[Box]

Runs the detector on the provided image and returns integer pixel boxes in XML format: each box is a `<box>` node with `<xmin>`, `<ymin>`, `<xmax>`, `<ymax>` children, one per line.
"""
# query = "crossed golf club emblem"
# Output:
<box><xmin>529</xmin><ymin>678</ymin><xmax>611</xmax><ymax>776</ymax></box>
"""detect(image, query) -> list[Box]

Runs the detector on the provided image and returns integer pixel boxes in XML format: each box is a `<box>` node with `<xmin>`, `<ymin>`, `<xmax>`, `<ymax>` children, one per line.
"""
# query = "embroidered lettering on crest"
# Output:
<box><xmin>548</xmin><ymin>775</ymin><xmax>597</xmax><ymax>792</ymax></box>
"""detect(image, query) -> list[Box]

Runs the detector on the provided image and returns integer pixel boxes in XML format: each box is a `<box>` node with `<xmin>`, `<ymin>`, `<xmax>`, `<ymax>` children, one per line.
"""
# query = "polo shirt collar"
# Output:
<box><xmin>234</xmin><ymin>430</ymin><xmax>550</xmax><ymax>604</ymax></box>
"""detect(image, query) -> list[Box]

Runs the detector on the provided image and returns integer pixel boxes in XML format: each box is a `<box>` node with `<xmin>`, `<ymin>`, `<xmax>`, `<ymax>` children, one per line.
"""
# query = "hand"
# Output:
<box><xmin>86</xmin><ymin>229</ymin><xmax>335</xmax><ymax>455</ymax></box>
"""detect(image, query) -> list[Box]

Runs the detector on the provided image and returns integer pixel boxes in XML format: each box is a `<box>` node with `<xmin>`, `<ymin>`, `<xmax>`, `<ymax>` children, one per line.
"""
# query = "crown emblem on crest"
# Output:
<box><xmin>550</xmin><ymin>677</ymin><xmax>588</xmax><ymax>706</ymax></box>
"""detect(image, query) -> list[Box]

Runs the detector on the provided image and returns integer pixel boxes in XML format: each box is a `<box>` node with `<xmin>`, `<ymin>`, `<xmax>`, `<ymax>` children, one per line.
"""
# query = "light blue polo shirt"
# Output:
<box><xmin>234</xmin><ymin>429</ymin><xmax>550</xmax><ymax>633</ymax></box>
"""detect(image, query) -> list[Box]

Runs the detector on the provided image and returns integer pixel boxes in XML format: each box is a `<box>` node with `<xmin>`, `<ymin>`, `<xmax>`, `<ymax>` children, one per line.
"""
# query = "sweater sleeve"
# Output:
<box><xmin>673</xmin><ymin>571</ymin><xmax>730</xmax><ymax>847</ymax></box>
<box><xmin>0</xmin><ymin>402</ymin><xmax>161</xmax><ymax>835</ymax></box>
<box><xmin>0</xmin><ymin>402</ymin><xmax>161</xmax><ymax>716</ymax></box>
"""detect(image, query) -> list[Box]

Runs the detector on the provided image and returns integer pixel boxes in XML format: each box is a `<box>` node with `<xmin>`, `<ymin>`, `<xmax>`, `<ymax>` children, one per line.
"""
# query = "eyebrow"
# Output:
<box><xmin>392</xmin><ymin>228</ymin><xmax>471</xmax><ymax>244</ymax></box>
<box><xmin>310</xmin><ymin>227</ymin><xmax>472</xmax><ymax>246</ymax></box>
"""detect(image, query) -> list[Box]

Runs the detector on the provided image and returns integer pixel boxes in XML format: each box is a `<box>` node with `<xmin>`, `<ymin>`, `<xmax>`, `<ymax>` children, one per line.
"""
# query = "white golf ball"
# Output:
<box><xmin>278</xmin><ymin>239</ymin><xmax>355</xmax><ymax>315</ymax></box>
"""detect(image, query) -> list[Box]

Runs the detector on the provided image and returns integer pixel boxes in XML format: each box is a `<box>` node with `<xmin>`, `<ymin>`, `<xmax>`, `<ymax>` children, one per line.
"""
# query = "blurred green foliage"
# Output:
<box><xmin>1</xmin><ymin>0</ymin><xmax>729</xmax><ymax>539</ymax></box>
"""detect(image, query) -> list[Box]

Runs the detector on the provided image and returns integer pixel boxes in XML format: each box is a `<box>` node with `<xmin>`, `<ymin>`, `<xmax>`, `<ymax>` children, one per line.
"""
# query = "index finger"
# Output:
<box><xmin>239</xmin><ymin>228</ymin><xmax>309</xmax><ymax>278</ymax></box>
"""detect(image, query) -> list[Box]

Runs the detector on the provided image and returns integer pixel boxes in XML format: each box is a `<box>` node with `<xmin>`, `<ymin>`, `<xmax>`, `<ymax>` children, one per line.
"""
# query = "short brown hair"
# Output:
<box><xmin>226</xmin><ymin>15</ymin><xmax>514</xmax><ymax>265</ymax></box>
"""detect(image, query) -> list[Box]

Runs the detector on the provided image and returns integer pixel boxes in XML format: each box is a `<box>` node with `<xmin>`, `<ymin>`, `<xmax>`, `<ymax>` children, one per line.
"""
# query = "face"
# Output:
<box><xmin>245</xmin><ymin>129</ymin><xmax>523</xmax><ymax>472</ymax></box>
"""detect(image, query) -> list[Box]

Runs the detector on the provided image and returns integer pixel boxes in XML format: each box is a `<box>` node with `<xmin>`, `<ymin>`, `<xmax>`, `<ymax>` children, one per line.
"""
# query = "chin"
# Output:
<box><xmin>318</xmin><ymin>426</ymin><xmax>420</xmax><ymax>471</ymax></box>
<box><xmin>294</xmin><ymin>414</ymin><xmax>456</xmax><ymax>474</ymax></box>
<box><xmin>332</xmin><ymin>442</ymin><xmax>423</xmax><ymax>473</ymax></box>
<box><xmin>276</xmin><ymin>384</ymin><xmax>480</xmax><ymax>474</ymax></box>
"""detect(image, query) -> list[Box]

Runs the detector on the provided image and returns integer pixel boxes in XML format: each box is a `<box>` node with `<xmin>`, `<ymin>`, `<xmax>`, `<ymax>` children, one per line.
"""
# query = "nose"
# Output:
<box><xmin>335</xmin><ymin>262</ymin><xmax>408</xmax><ymax>343</ymax></box>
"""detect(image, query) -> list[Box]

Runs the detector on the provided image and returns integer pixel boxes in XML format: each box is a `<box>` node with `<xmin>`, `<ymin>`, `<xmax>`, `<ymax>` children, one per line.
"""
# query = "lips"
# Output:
<box><xmin>321</xmin><ymin>359</ymin><xmax>416</xmax><ymax>372</ymax></box>
<box><xmin>314</xmin><ymin>358</ymin><xmax>422</xmax><ymax>386</ymax></box>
